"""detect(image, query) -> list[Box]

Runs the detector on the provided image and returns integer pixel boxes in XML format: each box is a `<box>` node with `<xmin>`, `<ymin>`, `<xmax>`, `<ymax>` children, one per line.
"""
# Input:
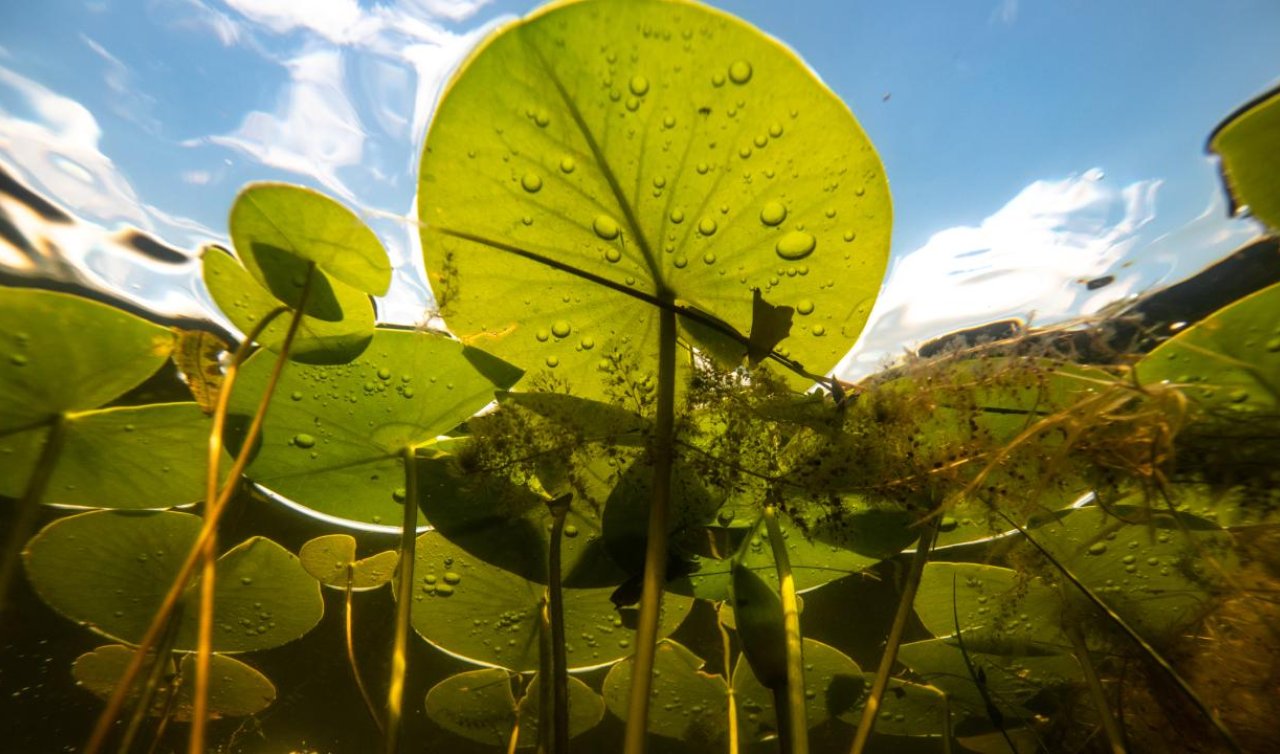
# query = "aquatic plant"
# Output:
<box><xmin>1</xmin><ymin>1</ymin><xmax>1278</xmax><ymax>753</ymax></box>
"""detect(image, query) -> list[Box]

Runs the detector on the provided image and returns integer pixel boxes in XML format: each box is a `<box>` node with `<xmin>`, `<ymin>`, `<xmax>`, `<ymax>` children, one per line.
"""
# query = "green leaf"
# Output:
<box><xmin>916</xmin><ymin>563</ymin><xmax>1068</xmax><ymax>653</ymax></box>
<box><xmin>173</xmin><ymin>329</ymin><xmax>230</xmax><ymax>414</ymax></box>
<box><xmin>0</xmin><ymin>287</ymin><xmax>175</xmax><ymax>432</ymax></box>
<box><xmin>844</xmin><ymin>678</ymin><xmax>948</xmax><ymax>738</ymax></box>
<box><xmin>230</xmin><ymin>182</ymin><xmax>391</xmax><ymax>297</ymax></box>
<box><xmin>733</xmin><ymin>638</ymin><xmax>865</xmax><ymax>744</ymax></box>
<box><xmin>23</xmin><ymin>510</ymin><xmax>323</xmax><ymax>652</ymax></box>
<box><xmin>1208</xmin><ymin>86</ymin><xmax>1280</xmax><ymax>232</ymax></box>
<box><xmin>202</xmin><ymin>245</ymin><xmax>375</xmax><ymax>365</ymax></box>
<box><xmin>72</xmin><ymin>644</ymin><xmax>276</xmax><ymax>720</ymax></box>
<box><xmin>0</xmin><ymin>403</ymin><xmax>208</xmax><ymax>509</ymax></box>
<box><xmin>1136</xmin><ymin>280</ymin><xmax>1280</xmax><ymax>413</ymax></box>
<box><xmin>298</xmin><ymin>534</ymin><xmax>398</xmax><ymax>590</ymax></box>
<box><xmin>898</xmin><ymin>638</ymin><xmax>1080</xmax><ymax>721</ymax></box>
<box><xmin>515</xmin><ymin>673</ymin><xmax>606</xmax><ymax>748</ymax></box>
<box><xmin>602</xmin><ymin>639</ymin><xmax>728</xmax><ymax>743</ymax></box>
<box><xmin>1030</xmin><ymin>505</ymin><xmax>1235</xmax><ymax>643</ymax></box>
<box><xmin>419</xmin><ymin>0</ymin><xmax>891</xmax><ymax>397</ymax></box>
<box><xmin>408</xmin><ymin>530</ymin><xmax>691</xmax><ymax>672</ymax></box>
<box><xmin>424</xmin><ymin>668</ymin><xmax>518</xmax><ymax>747</ymax></box>
<box><xmin>731</xmin><ymin>560</ymin><xmax>788</xmax><ymax>689</ymax></box>
<box><xmin>228</xmin><ymin>328</ymin><xmax>521</xmax><ymax>527</ymax></box>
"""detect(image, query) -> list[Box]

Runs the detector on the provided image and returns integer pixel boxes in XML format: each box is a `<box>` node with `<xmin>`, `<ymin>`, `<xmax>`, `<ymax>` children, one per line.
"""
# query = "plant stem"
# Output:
<box><xmin>622</xmin><ymin>303</ymin><xmax>677</xmax><ymax>754</ymax></box>
<box><xmin>1065</xmin><ymin>617</ymin><xmax>1125</xmax><ymax>754</ymax></box>
<box><xmin>763</xmin><ymin>505</ymin><xmax>808</xmax><ymax>754</ymax></box>
<box><xmin>849</xmin><ymin>515</ymin><xmax>940</xmax><ymax>754</ymax></box>
<box><xmin>347</xmin><ymin>565</ymin><xmax>384</xmax><ymax>733</ymax></box>
<box><xmin>539</xmin><ymin>600</ymin><xmax>553</xmax><ymax>754</ymax></box>
<box><xmin>546</xmin><ymin>496</ymin><xmax>571</xmax><ymax>754</ymax></box>
<box><xmin>0</xmin><ymin>414</ymin><xmax>65</xmax><ymax>615</ymax></box>
<box><xmin>85</xmin><ymin>292</ymin><xmax>300</xmax><ymax>754</ymax></box>
<box><xmin>715</xmin><ymin>603</ymin><xmax>740</xmax><ymax>754</ymax></box>
<box><xmin>385</xmin><ymin>444</ymin><xmax>420</xmax><ymax>754</ymax></box>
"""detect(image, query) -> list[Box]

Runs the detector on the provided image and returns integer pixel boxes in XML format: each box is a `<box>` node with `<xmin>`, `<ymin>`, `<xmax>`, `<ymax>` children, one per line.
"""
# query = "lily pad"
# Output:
<box><xmin>602</xmin><ymin>639</ymin><xmax>728</xmax><ymax>743</ymax></box>
<box><xmin>0</xmin><ymin>287</ymin><xmax>175</xmax><ymax>433</ymax></box>
<box><xmin>173</xmin><ymin>329</ymin><xmax>229</xmax><ymax>414</ymax></box>
<box><xmin>23</xmin><ymin>510</ymin><xmax>323</xmax><ymax>652</ymax></box>
<box><xmin>227</xmin><ymin>327</ymin><xmax>521</xmax><ymax>527</ymax></box>
<box><xmin>844</xmin><ymin>678</ymin><xmax>948</xmax><ymax>738</ymax></box>
<box><xmin>915</xmin><ymin>563</ymin><xmax>1068</xmax><ymax>653</ymax></box>
<box><xmin>515</xmin><ymin>673</ymin><xmax>607</xmax><ymax>748</ymax></box>
<box><xmin>0</xmin><ymin>402</ymin><xmax>208</xmax><ymax>509</ymax></box>
<box><xmin>298</xmin><ymin>534</ymin><xmax>398</xmax><ymax>590</ymax></box>
<box><xmin>424</xmin><ymin>668</ymin><xmax>605</xmax><ymax>748</ymax></box>
<box><xmin>1208</xmin><ymin>85</ymin><xmax>1280</xmax><ymax>231</ymax></box>
<box><xmin>733</xmin><ymin>638</ymin><xmax>866</xmax><ymax>744</ymax></box>
<box><xmin>419</xmin><ymin>0</ymin><xmax>891</xmax><ymax>397</ymax></box>
<box><xmin>202</xmin><ymin>245</ymin><xmax>375</xmax><ymax>365</ymax></box>
<box><xmin>72</xmin><ymin>644</ymin><xmax>275</xmax><ymax>720</ymax></box>
<box><xmin>408</xmin><ymin>530</ymin><xmax>691</xmax><ymax>672</ymax></box>
<box><xmin>229</xmin><ymin>182</ymin><xmax>391</xmax><ymax>298</ymax></box>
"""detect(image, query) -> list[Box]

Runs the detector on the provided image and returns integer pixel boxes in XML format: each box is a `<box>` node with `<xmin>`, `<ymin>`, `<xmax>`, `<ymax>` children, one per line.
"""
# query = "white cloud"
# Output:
<box><xmin>992</xmin><ymin>0</ymin><xmax>1019</xmax><ymax>25</ymax></box>
<box><xmin>222</xmin><ymin>0</ymin><xmax>378</xmax><ymax>45</ymax></box>
<box><xmin>839</xmin><ymin>168</ymin><xmax>1161</xmax><ymax>380</ymax></box>
<box><xmin>206</xmin><ymin>48</ymin><xmax>366</xmax><ymax>200</ymax></box>
<box><xmin>402</xmin><ymin>0</ymin><xmax>494</xmax><ymax>23</ymax></box>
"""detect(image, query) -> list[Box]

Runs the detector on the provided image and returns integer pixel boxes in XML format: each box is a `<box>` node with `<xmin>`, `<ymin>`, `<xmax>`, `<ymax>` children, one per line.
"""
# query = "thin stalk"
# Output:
<box><xmin>119</xmin><ymin>604</ymin><xmax>183</xmax><ymax>754</ymax></box>
<box><xmin>1000</xmin><ymin>512</ymin><xmax>1241</xmax><ymax>753</ymax></box>
<box><xmin>85</xmin><ymin>290</ymin><xmax>302</xmax><ymax>754</ymax></box>
<box><xmin>941</xmin><ymin>695</ymin><xmax>953</xmax><ymax>754</ymax></box>
<box><xmin>849</xmin><ymin>515</ymin><xmax>940</xmax><ymax>754</ymax></box>
<box><xmin>507</xmin><ymin>701</ymin><xmax>523</xmax><ymax>754</ymax></box>
<box><xmin>384</xmin><ymin>445</ymin><xmax>420</xmax><ymax>754</ymax></box>
<box><xmin>715</xmin><ymin>603</ymin><xmax>740</xmax><ymax>754</ymax></box>
<box><xmin>0</xmin><ymin>414</ymin><xmax>66</xmax><ymax>614</ymax></box>
<box><xmin>539</xmin><ymin>599</ymin><xmax>553</xmax><ymax>754</ymax></box>
<box><xmin>347</xmin><ymin>565</ymin><xmax>384</xmax><ymax>733</ymax></box>
<box><xmin>546</xmin><ymin>497</ymin><xmax>570</xmax><ymax>754</ymax></box>
<box><xmin>763</xmin><ymin>505</ymin><xmax>808</xmax><ymax>754</ymax></box>
<box><xmin>622</xmin><ymin>303</ymin><xmax>677</xmax><ymax>754</ymax></box>
<box><xmin>1065</xmin><ymin>618</ymin><xmax>1125</xmax><ymax>754</ymax></box>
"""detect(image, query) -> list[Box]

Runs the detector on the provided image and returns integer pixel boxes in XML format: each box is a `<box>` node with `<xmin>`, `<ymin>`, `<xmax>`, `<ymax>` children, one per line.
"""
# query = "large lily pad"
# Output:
<box><xmin>915</xmin><ymin>563</ymin><xmax>1068</xmax><ymax>653</ymax></box>
<box><xmin>0</xmin><ymin>287</ymin><xmax>175</xmax><ymax>433</ymax></box>
<box><xmin>0</xmin><ymin>402</ymin><xmax>208</xmax><ymax>508</ymax></box>
<box><xmin>733</xmin><ymin>638</ymin><xmax>865</xmax><ymax>744</ymax></box>
<box><xmin>419</xmin><ymin>0</ymin><xmax>891</xmax><ymax>396</ymax></box>
<box><xmin>23</xmin><ymin>510</ymin><xmax>323</xmax><ymax>652</ymax></box>
<box><xmin>227</xmin><ymin>327</ymin><xmax>521</xmax><ymax>527</ymax></box>
<box><xmin>424</xmin><ymin>668</ymin><xmax>605</xmax><ymax>748</ymax></box>
<box><xmin>298</xmin><ymin>534</ymin><xmax>398</xmax><ymax>590</ymax></box>
<box><xmin>72</xmin><ymin>644</ymin><xmax>275</xmax><ymax>720</ymax></box>
<box><xmin>1208</xmin><ymin>85</ymin><xmax>1280</xmax><ymax>232</ymax></box>
<box><xmin>409</xmin><ymin>529</ymin><xmax>690</xmax><ymax>672</ymax></box>
<box><xmin>602</xmin><ymin>639</ymin><xmax>729</xmax><ymax>743</ymax></box>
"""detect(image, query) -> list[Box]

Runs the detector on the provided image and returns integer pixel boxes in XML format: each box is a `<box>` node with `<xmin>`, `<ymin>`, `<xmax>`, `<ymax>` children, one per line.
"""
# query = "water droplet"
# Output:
<box><xmin>768</xmin><ymin>122</ymin><xmax>783</xmax><ymax>138</ymax></box>
<box><xmin>843</xmin><ymin>230</ymin><xmax>856</xmax><ymax>242</ymax></box>
<box><xmin>521</xmin><ymin>172</ymin><xmax>543</xmax><ymax>193</ymax></box>
<box><xmin>738</xmin><ymin>145</ymin><xmax>752</xmax><ymax>159</ymax></box>
<box><xmin>711</xmin><ymin>72</ymin><xmax>726</xmax><ymax>87</ymax></box>
<box><xmin>1267</xmin><ymin>336</ymin><xmax>1280</xmax><ymax>352</ymax></box>
<box><xmin>290</xmin><ymin>391</ymin><xmax>304</xmax><ymax>401</ymax></box>
<box><xmin>533</xmin><ymin>108</ymin><xmax>550</xmax><ymax>127</ymax></box>
<box><xmin>653</xmin><ymin>175</ymin><xmax>666</xmax><ymax>188</ymax></box>
<box><xmin>673</xmin><ymin>254</ymin><xmax>688</xmax><ymax>269</ymax></box>
<box><xmin>605</xmin><ymin>247</ymin><xmax>622</xmax><ymax>263</ymax></box>
<box><xmin>811</xmin><ymin>324</ymin><xmax>825</xmax><ymax>336</ymax></box>
<box><xmin>443</xmin><ymin>571</ymin><xmax>462</xmax><ymax>585</ymax></box>
<box><xmin>796</xmin><ymin>299</ymin><xmax>814</xmax><ymax>315</ymax></box>
<box><xmin>552</xmin><ymin>320</ymin><xmax>572</xmax><ymax>338</ymax></box>
<box><xmin>696</xmin><ymin>162</ymin><xmax>709</xmax><ymax>175</ymax></box>
<box><xmin>392</xmin><ymin>488</ymin><xmax>406</xmax><ymax>503</ymax></box>
<box><xmin>728</xmin><ymin>60</ymin><xmax>753</xmax><ymax>84</ymax></box>
<box><xmin>293</xmin><ymin>434</ymin><xmax>316</xmax><ymax>449</ymax></box>
<box><xmin>775</xmin><ymin>231</ymin><xmax>816</xmax><ymax>260</ymax></box>
<box><xmin>240</xmin><ymin>576</ymin><xmax>253</xmax><ymax>586</ymax></box>
<box><xmin>580</xmin><ymin>336</ymin><xmax>595</xmax><ymax>350</ymax></box>
<box><xmin>560</xmin><ymin>156</ymin><xmax>576</xmax><ymax>173</ymax></box>
<box><xmin>593</xmin><ymin>215</ymin><xmax>620</xmax><ymax>240</ymax></box>
<box><xmin>545</xmin><ymin>355</ymin><xmax>560</xmax><ymax>368</ymax></box>
<box><xmin>703</xmin><ymin>252</ymin><xmax>717</xmax><ymax>265</ymax></box>
<box><xmin>662</xmin><ymin>115</ymin><xmax>676</xmax><ymax>129</ymax></box>
<box><xmin>1087</xmin><ymin>541</ymin><xmax>1108</xmax><ymax>555</ymax></box>
<box><xmin>536</xmin><ymin>328</ymin><xmax>550</xmax><ymax>342</ymax></box>
<box><xmin>564</xmin><ymin>525</ymin><xmax>579</xmax><ymax>538</ymax></box>
<box><xmin>629</xmin><ymin>74</ymin><xmax>649</xmax><ymax>96</ymax></box>
<box><xmin>9</xmin><ymin>354</ymin><xmax>28</xmax><ymax>367</ymax></box>
<box><xmin>698</xmin><ymin>217</ymin><xmax>717</xmax><ymax>236</ymax></box>
<box><xmin>670</xmin><ymin>209</ymin><xmax>685</xmax><ymax>224</ymax></box>
<box><xmin>753</xmin><ymin>133</ymin><xmax>768</xmax><ymax>148</ymax></box>
<box><xmin>435</xmin><ymin>584</ymin><xmax>455</xmax><ymax>597</ymax></box>
<box><xmin>760</xmin><ymin>200</ymin><xmax>787</xmax><ymax>226</ymax></box>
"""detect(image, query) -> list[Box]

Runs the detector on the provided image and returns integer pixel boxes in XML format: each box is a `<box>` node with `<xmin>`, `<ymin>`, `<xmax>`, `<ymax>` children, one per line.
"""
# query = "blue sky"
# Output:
<box><xmin>1</xmin><ymin>0</ymin><xmax>1277</xmax><ymax>377</ymax></box>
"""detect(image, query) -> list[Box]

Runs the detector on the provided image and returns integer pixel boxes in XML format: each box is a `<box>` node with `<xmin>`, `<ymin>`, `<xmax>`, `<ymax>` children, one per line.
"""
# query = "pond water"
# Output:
<box><xmin>1</xmin><ymin>1</ymin><xmax>1278</xmax><ymax>753</ymax></box>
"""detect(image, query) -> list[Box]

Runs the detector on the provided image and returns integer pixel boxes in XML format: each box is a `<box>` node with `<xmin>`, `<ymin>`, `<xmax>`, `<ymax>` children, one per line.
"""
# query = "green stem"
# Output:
<box><xmin>1064</xmin><ymin>617</ymin><xmax>1125</xmax><ymax>754</ymax></box>
<box><xmin>385</xmin><ymin>445</ymin><xmax>420</xmax><ymax>754</ymax></box>
<box><xmin>850</xmin><ymin>515</ymin><xmax>940</xmax><ymax>754</ymax></box>
<box><xmin>546</xmin><ymin>496</ymin><xmax>571</xmax><ymax>754</ymax></box>
<box><xmin>622</xmin><ymin>302</ymin><xmax>677</xmax><ymax>754</ymax></box>
<box><xmin>347</xmin><ymin>565</ymin><xmax>384</xmax><ymax>734</ymax></box>
<box><xmin>539</xmin><ymin>601</ymin><xmax>553</xmax><ymax>754</ymax></box>
<box><xmin>715</xmin><ymin>603</ymin><xmax>740</xmax><ymax>754</ymax></box>
<box><xmin>763</xmin><ymin>506</ymin><xmax>807</xmax><ymax>754</ymax></box>
<box><xmin>0</xmin><ymin>414</ymin><xmax>66</xmax><ymax>615</ymax></box>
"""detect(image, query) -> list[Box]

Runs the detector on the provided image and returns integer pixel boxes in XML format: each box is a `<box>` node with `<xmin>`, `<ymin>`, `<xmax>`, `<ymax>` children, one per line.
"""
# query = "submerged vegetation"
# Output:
<box><xmin>1</xmin><ymin>1</ymin><xmax>1279</xmax><ymax>753</ymax></box>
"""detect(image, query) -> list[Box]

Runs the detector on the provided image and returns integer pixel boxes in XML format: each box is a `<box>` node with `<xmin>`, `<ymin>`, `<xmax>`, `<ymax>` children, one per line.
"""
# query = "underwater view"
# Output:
<box><xmin>2</xmin><ymin>1</ymin><xmax>1279</xmax><ymax>752</ymax></box>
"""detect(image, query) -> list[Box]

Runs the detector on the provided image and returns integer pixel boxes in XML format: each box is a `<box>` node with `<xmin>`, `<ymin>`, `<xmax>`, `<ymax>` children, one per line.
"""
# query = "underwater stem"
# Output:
<box><xmin>347</xmin><ymin>565</ymin><xmax>384</xmax><ymax>733</ymax></box>
<box><xmin>0</xmin><ymin>413</ymin><xmax>65</xmax><ymax>615</ymax></box>
<box><xmin>85</xmin><ymin>290</ymin><xmax>302</xmax><ymax>754</ymax></box>
<box><xmin>1065</xmin><ymin>615</ymin><xmax>1126</xmax><ymax>754</ymax></box>
<box><xmin>764</xmin><ymin>505</ymin><xmax>808</xmax><ymax>754</ymax></box>
<box><xmin>849</xmin><ymin>514</ymin><xmax>940</xmax><ymax>754</ymax></box>
<box><xmin>385</xmin><ymin>444</ymin><xmax>420</xmax><ymax>754</ymax></box>
<box><xmin>546</xmin><ymin>496</ymin><xmax>571</xmax><ymax>754</ymax></box>
<box><xmin>716</xmin><ymin>603</ymin><xmax>740</xmax><ymax>754</ymax></box>
<box><xmin>622</xmin><ymin>302</ymin><xmax>677</xmax><ymax>754</ymax></box>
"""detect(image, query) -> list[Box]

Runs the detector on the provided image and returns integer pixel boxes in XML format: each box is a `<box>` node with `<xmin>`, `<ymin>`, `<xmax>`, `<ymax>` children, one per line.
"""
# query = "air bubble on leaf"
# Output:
<box><xmin>521</xmin><ymin>173</ymin><xmax>543</xmax><ymax>193</ymax></box>
<box><xmin>775</xmin><ymin>231</ymin><xmax>816</xmax><ymax>260</ymax></box>
<box><xmin>552</xmin><ymin>320</ymin><xmax>572</xmax><ymax>338</ymax></box>
<box><xmin>546</xmin><ymin>355</ymin><xmax>560</xmax><ymax>368</ymax></box>
<box><xmin>1087</xmin><ymin>542</ymin><xmax>1108</xmax><ymax>555</ymax></box>
<box><xmin>629</xmin><ymin>74</ymin><xmax>650</xmax><ymax>96</ymax></box>
<box><xmin>811</xmin><ymin>324</ymin><xmax>825</xmax><ymax>336</ymax></box>
<box><xmin>605</xmin><ymin>248</ymin><xmax>622</xmax><ymax>263</ymax></box>
<box><xmin>703</xmin><ymin>252</ymin><xmax>717</xmax><ymax>265</ymax></box>
<box><xmin>796</xmin><ymin>299</ymin><xmax>814</xmax><ymax>315</ymax></box>
<box><xmin>698</xmin><ymin>217</ymin><xmax>717</xmax><ymax>236</ymax></box>
<box><xmin>293</xmin><ymin>434</ymin><xmax>316</xmax><ymax>449</ymax></box>
<box><xmin>536</xmin><ymin>328</ymin><xmax>550</xmax><ymax>342</ymax></box>
<box><xmin>673</xmin><ymin>254</ymin><xmax>688</xmax><ymax>269</ymax></box>
<box><xmin>560</xmin><ymin>156</ymin><xmax>576</xmax><ymax>173</ymax></box>
<box><xmin>760</xmin><ymin>200</ymin><xmax>787</xmax><ymax>226</ymax></box>
<box><xmin>593</xmin><ymin>215</ymin><xmax>621</xmax><ymax>240</ymax></box>
<box><xmin>728</xmin><ymin>60</ymin><xmax>753</xmax><ymax>84</ymax></box>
